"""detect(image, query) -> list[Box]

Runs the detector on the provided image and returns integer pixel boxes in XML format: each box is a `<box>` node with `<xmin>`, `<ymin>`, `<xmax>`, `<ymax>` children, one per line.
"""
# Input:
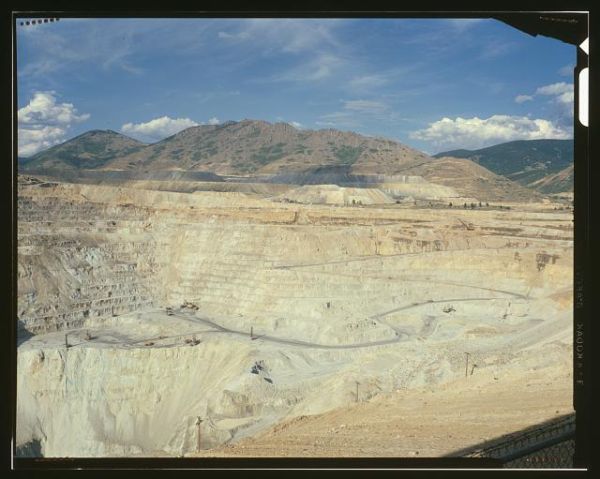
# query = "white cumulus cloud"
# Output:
<box><xmin>207</xmin><ymin>117</ymin><xmax>220</xmax><ymax>125</ymax></box>
<box><xmin>18</xmin><ymin>126</ymin><xmax>67</xmax><ymax>157</ymax></box>
<box><xmin>290</xmin><ymin>121</ymin><xmax>303</xmax><ymax>129</ymax></box>
<box><xmin>514</xmin><ymin>94</ymin><xmax>533</xmax><ymax>104</ymax></box>
<box><xmin>18</xmin><ymin>91</ymin><xmax>90</xmax><ymax>157</ymax></box>
<box><xmin>19</xmin><ymin>91</ymin><xmax>90</xmax><ymax>126</ymax></box>
<box><xmin>121</xmin><ymin>116</ymin><xmax>198</xmax><ymax>141</ymax></box>
<box><xmin>555</xmin><ymin>91</ymin><xmax>575</xmax><ymax>105</ymax></box>
<box><xmin>513</xmin><ymin>82</ymin><xmax>574</xmax><ymax>121</ymax></box>
<box><xmin>410</xmin><ymin>114</ymin><xmax>571</xmax><ymax>151</ymax></box>
<box><xmin>536</xmin><ymin>82</ymin><xmax>573</xmax><ymax>96</ymax></box>
<box><xmin>536</xmin><ymin>82</ymin><xmax>574</xmax><ymax>118</ymax></box>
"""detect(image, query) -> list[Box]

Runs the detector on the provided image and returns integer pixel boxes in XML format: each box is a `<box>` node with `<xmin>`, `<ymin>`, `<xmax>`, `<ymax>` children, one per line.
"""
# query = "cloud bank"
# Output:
<box><xmin>18</xmin><ymin>91</ymin><xmax>90</xmax><ymax>156</ymax></box>
<box><xmin>410</xmin><ymin>114</ymin><xmax>571</xmax><ymax>152</ymax></box>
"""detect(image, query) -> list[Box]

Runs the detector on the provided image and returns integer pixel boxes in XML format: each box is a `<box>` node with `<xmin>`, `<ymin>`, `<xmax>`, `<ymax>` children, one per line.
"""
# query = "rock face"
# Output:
<box><xmin>17</xmin><ymin>338</ymin><xmax>279</xmax><ymax>456</ymax></box>
<box><xmin>17</xmin><ymin>176</ymin><xmax>573</xmax><ymax>457</ymax></box>
<box><xmin>17</xmin><ymin>184</ymin><xmax>163</xmax><ymax>334</ymax></box>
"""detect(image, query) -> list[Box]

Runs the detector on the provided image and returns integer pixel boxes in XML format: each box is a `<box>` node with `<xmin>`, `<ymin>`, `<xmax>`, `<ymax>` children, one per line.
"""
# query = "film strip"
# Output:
<box><xmin>11</xmin><ymin>10</ymin><xmax>591</xmax><ymax>472</ymax></box>
<box><xmin>19</xmin><ymin>18</ymin><xmax>60</xmax><ymax>27</ymax></box>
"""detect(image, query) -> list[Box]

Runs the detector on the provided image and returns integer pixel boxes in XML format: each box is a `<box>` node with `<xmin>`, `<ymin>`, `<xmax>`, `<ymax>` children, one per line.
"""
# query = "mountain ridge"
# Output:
<box><xmin>103</xmin><ymin>119</ymin><xmax>434</xmax><ymax>176</ymax></box>
<box><xmin>22</xmin><ymin>130</ymin><xmax>146</xmax><ymax>170</ymax></box>
<box><xmin>434</xmin><ymin>139</ymin><xmax>573</xmax><ymax>193</ymax></box>
<box><xmin>20</xmin><ymin>120</ymin><xmax>544</xmax><ymax>201</ymax></box>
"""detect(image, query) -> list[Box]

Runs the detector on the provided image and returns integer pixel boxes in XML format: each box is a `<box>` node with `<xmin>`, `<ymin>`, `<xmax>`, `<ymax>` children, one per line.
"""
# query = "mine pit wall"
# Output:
<box><xmin>18</xmin><ymin>182</ymin><xmax>468</xmax><ymax>337</ymax></box>
<box><xmin>16</xmin><ymin>182</ymin><xmax>573</xmax><ymax>456</ymax></box>
<box><xmin>159</xmin><ymin>223</ymin><xmax>570</xmax><ymax>346</ymax></box>
<box><xmin>16</xmin><ymin>339</ymin><xmax>272</xmax><ymax>456</ymax></box>
<box><xmin>17</xmin><ymin>182</ymin><xmax>573</xmax><ymax>341</ymax></box>
<box><xmin>17</xmin><ymin>192</ymin><xmax>169</xmax><ymax>335</ymax></box>
<box><xmin>17</xmin><ymin>335</ymin><xmax>411</xmax><ymax>457</ymax></box>
<box><xmin>16</xmin><ymin>331</ymin><xmax>501</xmax><ymax>457</ymax></box>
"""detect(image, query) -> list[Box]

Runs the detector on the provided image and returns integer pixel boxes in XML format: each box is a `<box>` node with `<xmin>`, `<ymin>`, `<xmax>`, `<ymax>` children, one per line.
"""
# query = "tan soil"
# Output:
<box><xmin>192</xmin><ymin>361</ymin><xmax>572</xmax><ymax>457</ymax></box>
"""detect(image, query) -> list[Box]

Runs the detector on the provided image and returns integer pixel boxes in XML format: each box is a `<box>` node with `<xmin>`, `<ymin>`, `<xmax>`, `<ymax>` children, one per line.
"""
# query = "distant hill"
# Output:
<box><xmin>19</xmin><ymin>120</ymin><xmax>541</xmax><ymax>201</ymax></box>
<box><xmin>434</xmin><ymin>139</ymin><xmax>573</xmax><ymax>192</ymax></box>
<box><xmin>527</xmin><ymin>164</ymin><xmax>574</xmax><ymax>194</ymax></box>
<box><xmin>392</xmin><ymin>156</ymin><xmax>541</xmax><ymax>202</ymax></box>
<box><xmin>261</xmin><ymin>159</ymin><xmax>539</xmax><ymax>201</ymax></box>
<box><xmin>20</xmin><ymin>130</ymin><xmax>146</xmax><ymax>171</ymax></box>
<box><xmin>103</xmin><ymin>119</ymin><xmax>434</xmax><ymax>176</ymax></box>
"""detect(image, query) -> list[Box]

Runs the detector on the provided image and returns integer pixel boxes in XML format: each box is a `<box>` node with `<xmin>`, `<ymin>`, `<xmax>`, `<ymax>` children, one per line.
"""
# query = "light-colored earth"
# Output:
<box><xmin>16</xmin><ymin>177</ymin><xmax>574</xmax><ymax>458</ymax></box>
<box><xmin>192</xmin><ymin>362</ymin><xmax>572</xmax><ymax>457</ymax></box>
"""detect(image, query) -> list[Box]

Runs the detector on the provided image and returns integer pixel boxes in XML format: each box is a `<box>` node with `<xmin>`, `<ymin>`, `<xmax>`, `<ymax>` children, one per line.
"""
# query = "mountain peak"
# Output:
<box><xmin>21</xmin><ymin>129</ymin><xmax>146</xmax><ymax>171</ymax></box>
<box><xmin>97</xmin><ymin>120</ymin><xmax>434</xmax><ymax>176</ymax></box>
<box><xmin>77</xmin><ymin>129</ymin><xmax>135</xmax><ymax>139</ymax></box>
<box><xmin>23</xmin><ymin>120</ymin><xmax>436</xmax><ymax>176</ymax></box>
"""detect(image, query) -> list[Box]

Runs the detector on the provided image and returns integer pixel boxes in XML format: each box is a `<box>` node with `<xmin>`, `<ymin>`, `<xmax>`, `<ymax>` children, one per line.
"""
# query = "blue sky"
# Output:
<box><xmin>17</xmin><ymin>18</ymin><xmax>575</xmax><ymax>156</ymax></box>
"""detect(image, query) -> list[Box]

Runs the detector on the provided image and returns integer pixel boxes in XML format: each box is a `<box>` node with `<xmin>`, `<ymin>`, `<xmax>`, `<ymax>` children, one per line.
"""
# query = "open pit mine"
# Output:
<box><xmin>16</xmin><ymin>123</ymin><xmax>573</xmax><ymax>458</ymax></box>
<box><xmin>16</xmin><ymin>175</ymin><xmax>573</xmax><ymax>458</ymax></box>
